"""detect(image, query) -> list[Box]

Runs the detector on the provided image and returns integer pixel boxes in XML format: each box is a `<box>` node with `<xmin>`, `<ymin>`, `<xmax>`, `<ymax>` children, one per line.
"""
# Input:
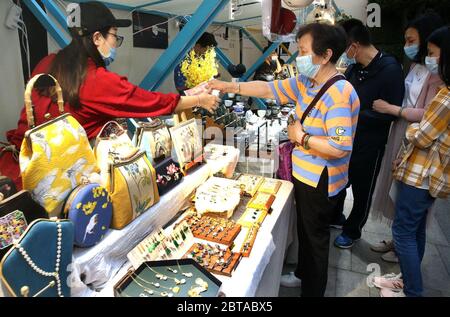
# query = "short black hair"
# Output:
<box><xmin>196</xmin><ymin>32</ymin><xmax>217</xmax><ymax>48</ymax></box>
<box><xmin>296</xmin><ymin>22</ymin><xmax>347</xmax><ymax>64</ymax></box>
<box><xmin>339</xmin><ymin>18</ymin><xmax>372</xmax><ymax>46</ymax></box>
<box><xmin>406</xmin><ymin>11</ymin><xmax>445</xmax><ymax>63</ymax></box>
<box><xmin>427</xmin><ymin>26</ymin><xmax>450</xmax><ymax>87</ymax></box>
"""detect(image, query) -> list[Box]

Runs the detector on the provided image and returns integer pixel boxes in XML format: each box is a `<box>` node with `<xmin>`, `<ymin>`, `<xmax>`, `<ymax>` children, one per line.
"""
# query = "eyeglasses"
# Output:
<box><xmin>107</xmin><ymin>32</ymin><xmax>124</xmax><ymax>47</ymax></box>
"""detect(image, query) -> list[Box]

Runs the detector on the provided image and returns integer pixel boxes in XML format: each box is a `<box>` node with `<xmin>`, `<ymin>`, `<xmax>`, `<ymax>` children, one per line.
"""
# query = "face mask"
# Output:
<box><xmin>296</xmin><ymin>55</ymin><xmax>321</xmax><ymax>79</ymax></box>
<box><xmin>425</xmin><ymin>56</ymin><xmax>439</xmax><ymax>75</ymax></box>
<box><xmin>99</xmin><ymin>41</ymin><xmax>116</xmax><ymax>67</ymax></box>
<box><xmin>404</xmin><ymin>44</ymin><xmax>419</xmax><ymax>60</ymax></box>
<box><xmin>341</xmin><ymin>51</ymin><xmax>357</xmax><ymax>67</ymax></box>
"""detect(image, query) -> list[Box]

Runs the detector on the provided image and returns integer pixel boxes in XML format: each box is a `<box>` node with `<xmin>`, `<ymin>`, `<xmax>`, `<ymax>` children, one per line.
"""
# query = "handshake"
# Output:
<box><xmin>184</xmin><ymin>80</ymin><xmax>237</xmax><ymax>114</ymax></box>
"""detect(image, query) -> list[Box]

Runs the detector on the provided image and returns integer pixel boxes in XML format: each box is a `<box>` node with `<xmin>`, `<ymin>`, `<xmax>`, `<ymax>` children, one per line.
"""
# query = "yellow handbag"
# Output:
<box><xmin>19</xmin><ymin>74</ymin><xmax>98</xmax><ymax>217</ymax></box>
<box><xmin>107</xmin><ymin>150</ymin><xmax>159</xmax><ymax>229</ymax></box>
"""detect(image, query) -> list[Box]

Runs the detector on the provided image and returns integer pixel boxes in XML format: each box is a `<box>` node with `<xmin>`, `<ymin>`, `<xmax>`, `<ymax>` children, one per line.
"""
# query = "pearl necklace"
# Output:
<box><xmin>14</xmin><ymin>220</ymin><xmax>64</xmax><ymax>297</ymax></box>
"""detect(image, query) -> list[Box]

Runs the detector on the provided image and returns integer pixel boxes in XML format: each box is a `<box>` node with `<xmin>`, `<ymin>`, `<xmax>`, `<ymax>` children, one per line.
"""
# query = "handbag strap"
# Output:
<box><xmin>300</xmin><ymin>74</ymin><xmax>346</xmax><ymax>124</ymax></box>
<box><xmin>24</xmin><ymin>73</ymin><xmax>64</xmax><ymax>128</ymax></box>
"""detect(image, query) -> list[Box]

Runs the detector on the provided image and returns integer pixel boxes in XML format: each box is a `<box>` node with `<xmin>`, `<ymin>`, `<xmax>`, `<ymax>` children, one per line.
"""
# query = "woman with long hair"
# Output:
<box><xmin>0</xmin><ymin>1</ymin><xmax>219</xmax><ymax>189</ymax></box>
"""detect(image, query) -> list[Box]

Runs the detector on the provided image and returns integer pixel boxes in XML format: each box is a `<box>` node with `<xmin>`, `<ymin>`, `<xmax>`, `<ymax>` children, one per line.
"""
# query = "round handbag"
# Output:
<box><xmin>62</xmin><ymin>183</ymin><xmax>112</xmax><ymax>247</ymax></box>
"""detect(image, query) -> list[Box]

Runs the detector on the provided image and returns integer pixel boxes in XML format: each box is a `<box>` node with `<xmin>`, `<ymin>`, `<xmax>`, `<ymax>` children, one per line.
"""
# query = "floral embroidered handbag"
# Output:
<box><xmin>94</xmin><ymin>121</ymin><xmax>138</xmax><ymax>181</ymax></box>
<box><xmin>0</xmin><ymin>218</ymin><xmax>74</xmax><ymax>297</ymax></box>
<box><xmin>19</xmin><ymin>74</ymin><xmax>98</xmax><ymax>217</ymax></box>
<box><xmin>106</xmin><ymin>151</ymin><xmax>159</xmax><ymax>229</ymax></box>
<box><xmin>0</xmin><ymin>190</ymin><xmax>48</xmax><ymax>259</ymax></box>
<box><xmin>132</xmin><ymin>118</ymin><xmax>172</xmax><ymax>165</ymax></box>
<box><xmin>62</xmin><ymin>182</ymin><xmax>112</xmax><ymax>247</ymax></box>
<box><xmin>154</xmin><ymin>157</ymin><xmax>183</xmax><ymax>196</ymax></box>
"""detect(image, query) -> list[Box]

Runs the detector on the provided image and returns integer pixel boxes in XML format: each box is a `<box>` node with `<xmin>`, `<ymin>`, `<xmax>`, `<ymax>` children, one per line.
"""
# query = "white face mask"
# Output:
<box><xmin>425</xmin><ymin>56</ymin><xmax>439</xmax><ymax>75</ymax></box>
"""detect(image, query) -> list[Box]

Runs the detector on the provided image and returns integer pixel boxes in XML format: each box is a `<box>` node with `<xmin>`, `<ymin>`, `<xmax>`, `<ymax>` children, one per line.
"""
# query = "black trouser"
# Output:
<box><xmin>293</xmin><ymin>168</ymin><xmax>345</xmax><ymax>297</ymax></box>
<box><xmin>333</xmin><ymin>147</ymin><xmax>385</xmax><ymax>240</ymax></box>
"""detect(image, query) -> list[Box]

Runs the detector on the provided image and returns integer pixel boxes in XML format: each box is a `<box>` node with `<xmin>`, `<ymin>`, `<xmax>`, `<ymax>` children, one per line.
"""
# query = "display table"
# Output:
<box><xmin>94</xmin><ymin>179</ymin><xmax>295</xmax><ymax>297</ymax></box>
<box><xmin>70</xmin><ymin>145</ymin><xmax>240</xmax><ymax>297</ymax></box>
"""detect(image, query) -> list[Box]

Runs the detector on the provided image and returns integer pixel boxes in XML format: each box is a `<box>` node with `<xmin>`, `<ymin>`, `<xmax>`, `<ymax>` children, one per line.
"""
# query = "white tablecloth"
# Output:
<box><xmin>94</xmin><ymin>180</ymin><xmax>295</xmax><ymax>297</ymax></box>
<box><xmin>70</xmin><ymin>145</ymin><xmax>239</xmax><ymax>297</ymax></box>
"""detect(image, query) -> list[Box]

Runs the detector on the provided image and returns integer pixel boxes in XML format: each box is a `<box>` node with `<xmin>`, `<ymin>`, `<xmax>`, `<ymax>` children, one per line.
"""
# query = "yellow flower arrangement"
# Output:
<box><xmin>180</xmin><ymin>48</ymin><xmax>219</xmax><ymax>88</ymax></box>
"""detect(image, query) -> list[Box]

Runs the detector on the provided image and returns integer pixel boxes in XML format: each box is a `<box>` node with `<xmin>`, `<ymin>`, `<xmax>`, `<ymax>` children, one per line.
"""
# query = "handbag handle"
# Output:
<box><xmin>24</xmin><ymin>73</ymin><xmax>64</xmax><ymax>128</ymax></box>
<box><xmin>97</xmin><ymin>121</ymin><xmax>126</xmax><ymax>139</ymax></box>
<box><xmin>173</xmin><ymin>112</ymin><xmax>188</xmax><ymax>126</ymax></box>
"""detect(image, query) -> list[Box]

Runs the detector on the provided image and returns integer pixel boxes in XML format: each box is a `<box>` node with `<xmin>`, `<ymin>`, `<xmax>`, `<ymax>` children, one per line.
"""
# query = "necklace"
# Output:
<box><xmin>176</xmin><ymin>260</ymin><xmax>193</xmax><ymax>278</ymax></box>
<box><xmin>128</xmin><ymin>274</ymin><xmax>173</xmax><ymax>297</ymax></box>
<box><xmin>14</xmin><ymin>220</ymin><xmax>64</xmax><ymax>297</ymax></box>
<box><xmin>144</xmin><ymin>263</ymin><xmax>186</xmax><ymax>285</ymax></box>
<box><xmin>133</xmin><ymin>271</ymin><xmax>180</xmax><ymax>294</ymax></box>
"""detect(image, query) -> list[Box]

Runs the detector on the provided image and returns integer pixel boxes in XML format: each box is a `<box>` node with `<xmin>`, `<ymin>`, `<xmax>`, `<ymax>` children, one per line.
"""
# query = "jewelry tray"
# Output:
<box><xmin>114</xmin><ymin>259</ymin><xmax>222</xmax><ymax>297</ymax></box>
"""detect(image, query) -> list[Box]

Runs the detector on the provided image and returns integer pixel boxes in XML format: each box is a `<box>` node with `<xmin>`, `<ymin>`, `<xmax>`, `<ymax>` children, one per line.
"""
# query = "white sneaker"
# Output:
<box><xmin>370</xmin><ymin>240</ymin><xmax>394</xmax><ymax>253</ymax></box>
<box><xmin>381</xmin><ymin>250</ymin><xmax>399</xmax><ymax>263</ymax></box>
<box><xmin>280</xmin><ymin>272</ymin><xmax>302</xmax><ymax>288</ymax></box>
<box><xmin>380</xmin><ymin>288</ymin><xmax>405</xmax><ymax>297</ymax></box>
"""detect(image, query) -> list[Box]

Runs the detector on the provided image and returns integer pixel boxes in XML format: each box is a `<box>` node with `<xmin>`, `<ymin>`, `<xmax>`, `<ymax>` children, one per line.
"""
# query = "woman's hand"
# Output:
<box><xmin>287</xmin><ymin>120</ymin><xmax>305</xmax><ymax>145</ymax></box>
<box><xmin>373</xmin><ymin>99</ymin><xmax>395</xmax><ymax>114</ymax></box>
<box><xmin>198</xmin><ymin>93</ymin><xmax>220</xmax><ymax>113</ymax></box>
<box><xmin>391</xmin><ymin>158</ymin><xmax>402</xmax><ymax>172</ymax></box>
<box><xmin>207</xmin><ymin>79</ymin><xmax>235</xmax><ymax>94</ymax></box>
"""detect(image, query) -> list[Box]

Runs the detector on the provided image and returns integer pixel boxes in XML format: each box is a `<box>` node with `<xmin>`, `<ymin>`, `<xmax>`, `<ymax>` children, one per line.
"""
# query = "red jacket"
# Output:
<box><xmin>7</xmin><ymin>54</ymin><xmax>181</xmax><ymax>148</ymax></box>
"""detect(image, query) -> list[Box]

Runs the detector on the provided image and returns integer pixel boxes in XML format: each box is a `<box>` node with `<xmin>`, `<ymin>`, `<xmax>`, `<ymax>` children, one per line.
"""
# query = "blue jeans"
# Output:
<box><xmin>392</xmin><ymin>181</ymin><xmax>435</xmax><ymax>297</ymax></box>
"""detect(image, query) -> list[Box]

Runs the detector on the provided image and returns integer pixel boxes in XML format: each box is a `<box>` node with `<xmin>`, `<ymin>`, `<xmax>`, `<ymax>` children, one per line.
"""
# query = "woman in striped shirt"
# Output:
<box><xmin>209</xmin><ymin>23</ymin><xmax>360</xmax><ymax>297</ymax></box>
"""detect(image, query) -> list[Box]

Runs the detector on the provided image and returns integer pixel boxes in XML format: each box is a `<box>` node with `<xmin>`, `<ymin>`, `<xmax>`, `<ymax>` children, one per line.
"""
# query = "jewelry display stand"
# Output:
<box><xmin>247</xmin><ymin>192</ymin><xmax>276</xmax><ymax>211</ymax></box>
<box><xmin>114</xmin><ymin>259</ymin><xmax>221</xmax><ymax>297</ymax></box>
<box><xmin>236</xmin><ymin>174</ymin><xmax>265</xmax><ymax>197</ymax></box>
<box><xmin>183</xmin><ymin>243</ymin><xmax>241</xmax><ymax>277</ymax></box>
<box><xmin>181</xmin><ymin>214</ymin><xmax>241</xmax><ymax>247</ymax></box>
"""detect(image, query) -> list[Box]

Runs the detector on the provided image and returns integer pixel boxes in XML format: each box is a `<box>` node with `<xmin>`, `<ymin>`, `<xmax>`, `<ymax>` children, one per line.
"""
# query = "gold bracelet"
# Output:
<box><xmin>398</xmin><ymin>107</ymin><xmax>404</xmax><ymax>118</ymax></box>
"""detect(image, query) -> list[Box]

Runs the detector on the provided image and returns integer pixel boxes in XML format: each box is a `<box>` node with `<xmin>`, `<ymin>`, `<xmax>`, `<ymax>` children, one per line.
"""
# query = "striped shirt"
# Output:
<box><xmin>394</xmin><ymin>87</ymin><xmax>450</xmax><ymax>198</ymax></box>
<box><xmin>269</xmin><ymin>75</ymin><xmax>360</xmax><ymax>197</ymax></box>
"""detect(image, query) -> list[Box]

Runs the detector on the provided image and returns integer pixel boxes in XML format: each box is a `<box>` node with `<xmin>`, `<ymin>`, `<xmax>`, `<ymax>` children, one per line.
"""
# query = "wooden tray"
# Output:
<box><xmin>183</xmin><ymin>243</ymin><xmax>241</xmax><ymax>277</ymax></box>
<box><xmin>246</xmin><ymin>192</ymin><xmax>276</xmax><ymax>211</ymax></box>
<box><xmin>258</xmin><ymin>179</ymin><xmax>282</xmax><ymax>195</ymax></box>
<box><xmin>182</xmin><ymin>214</ymin><xmax>241</xmax><ymax>247</ymax></box>
<box><xmin>236</xmin><ymin>174</ymin><xmax>265</xmax><ymax>197</ymax></box>
<box><xmin>240</xmin><ymin>225</ymin><xmax>259</xmax><ymax>257</ymax></box>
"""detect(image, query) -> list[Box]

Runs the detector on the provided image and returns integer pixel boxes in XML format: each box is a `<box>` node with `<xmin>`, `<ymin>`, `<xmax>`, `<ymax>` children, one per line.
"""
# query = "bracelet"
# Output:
<box><xmin>236</xmin><ymin>83</ymin><xmax>240</xmax><ymax>94</ymax></box>
<box><xmin>304</xmin><ymin>134</ymin><xmax>312</xmax><ymax>150</ymax></box>
<box><xmin>398</xmin><ymin>107</ymin><xmax>404</xmax><ymax>118</ymax></box>
<box><xmin>300</xmin><ymin>133</ymin><xmax>309</xmax><ymax>147</ymax></box>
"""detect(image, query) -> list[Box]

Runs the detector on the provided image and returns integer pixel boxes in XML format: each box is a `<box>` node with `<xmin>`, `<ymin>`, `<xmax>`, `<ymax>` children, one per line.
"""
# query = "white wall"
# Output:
<box><xmin>0</xmin><ymin>1</ymin><xmax>25</xmax><ymax>142</ymax></box>
<box><xmin>335</xmin><ymin>0</ymin><xmax>368</xmax><ymax>22</ymax></box>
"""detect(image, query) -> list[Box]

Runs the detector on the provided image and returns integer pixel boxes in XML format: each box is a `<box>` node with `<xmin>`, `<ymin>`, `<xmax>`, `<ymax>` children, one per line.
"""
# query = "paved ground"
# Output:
<box><xmin>236</xmin><ymin>159</ymin><xmax>450</xmax><ymax>297</ymax></box>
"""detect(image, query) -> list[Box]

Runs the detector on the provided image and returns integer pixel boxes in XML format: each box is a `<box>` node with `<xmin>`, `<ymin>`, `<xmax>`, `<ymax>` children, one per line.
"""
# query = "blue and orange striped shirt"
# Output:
<box><xmin>269</xmin><ymin>75</ymin><xmax>360</xmax><ymax>197</ymax></box>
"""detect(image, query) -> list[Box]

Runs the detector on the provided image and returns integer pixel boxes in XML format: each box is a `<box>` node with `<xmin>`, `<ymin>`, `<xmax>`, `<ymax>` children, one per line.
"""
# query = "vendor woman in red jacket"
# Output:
<box><xmin>0</xmin><ymin>1</ymin><xmax>219</xmax><ymax>189</ymax></box>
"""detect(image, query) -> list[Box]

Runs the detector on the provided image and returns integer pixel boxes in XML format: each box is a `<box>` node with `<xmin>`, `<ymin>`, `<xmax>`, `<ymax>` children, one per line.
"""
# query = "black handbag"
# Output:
<box><xmin>154</xmin><ymin>157</ymin><xmax>183</xmax><ymax>196</ymax></box>
<box><xmin>0</xmin><ymin>190</ymin><xmax>48</xmax><ymax>259</ymax></box>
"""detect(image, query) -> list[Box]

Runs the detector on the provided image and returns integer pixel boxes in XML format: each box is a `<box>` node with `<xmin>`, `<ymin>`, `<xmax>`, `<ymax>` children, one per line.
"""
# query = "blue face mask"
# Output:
<box><xmin>425</xmin><ymin>56</ymin><xmax>439</xmax><ymax>75</ymax></box>
<box><xmin>296</xmin><ymin>55</ymin><xmax>321</xmax><ymax>79</ymax></box>
<box><xmin>99</xmin><ymin>42</ymin><xmax>116</xmax><ymax>67</ymax></box>
<box><xmin>404</xmin><ymin>44</ymin><xmax>419</xmax><ymax>60</ymax></box>
<box><xmin>341</xmin><ymin>52</ymin><xmax>357</xmax><ymax>67</ymax></box>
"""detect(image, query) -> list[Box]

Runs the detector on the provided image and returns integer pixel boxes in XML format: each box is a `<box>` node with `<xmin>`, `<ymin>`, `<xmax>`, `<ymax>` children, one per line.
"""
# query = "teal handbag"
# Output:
<box><xmin>0</xmin><ymin>218</ymin><xmax>74</xmax><ymax>297</ymax></box>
